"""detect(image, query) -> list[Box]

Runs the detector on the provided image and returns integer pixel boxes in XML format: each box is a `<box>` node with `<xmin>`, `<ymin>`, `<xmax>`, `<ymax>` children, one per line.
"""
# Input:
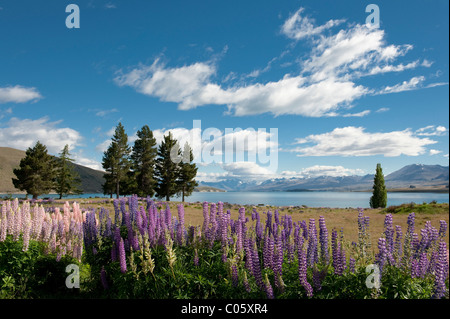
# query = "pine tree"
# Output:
<box><xmin>54</xmin><ymin>144</ymin><xmax>82</xmax><ymax>199</ymax></box>
<box><xmin>177</xmin><ymin>142</ymin><xmax>198</xmax><ymax>202</ymax></box>
<box><xmin>370</xmin><ymin>163</ymin><xmax>387</xmax><ymax>208</ymax></box>
<box><xmin>12</xmin><ymin>141</ymin><xmax>55</xmax><ymax>199</ymax></box>
<box><xmin>155</xmin><ymin>132</ymin><xmax>180</xmax><ymax>201</ymax></box>
<box><xmin>102</xmin><ymin>122</ymin><xmax>131</xmax><ymax>199</ymax></box>
<box><xmin>131</xmin><ymin>125</ymin><xmax>157</xmax><ymax>197</ymax></box>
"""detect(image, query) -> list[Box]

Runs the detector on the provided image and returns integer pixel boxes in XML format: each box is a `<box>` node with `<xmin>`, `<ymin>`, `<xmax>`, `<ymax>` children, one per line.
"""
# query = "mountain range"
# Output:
<box><xmin>0</xmin><ymin>146</ymin><xmax>448</xmax><ymax>194</ymax></box>
<box><xmin>199</xmin><ymin>164</ymin><xmax>449</xmax><ymax>192</ymax></box>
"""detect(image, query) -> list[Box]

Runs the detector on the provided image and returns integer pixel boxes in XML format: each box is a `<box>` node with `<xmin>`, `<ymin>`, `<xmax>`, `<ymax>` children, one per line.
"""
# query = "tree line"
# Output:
<box><xmin>101</xmin><ymin>122</ymin><xmax>198</xmax><ymax>201</ymax></box>
<box><xmin>11</xmin><ymin>122</ymin><xmax>198</xmax><ymax>201</ymax></box>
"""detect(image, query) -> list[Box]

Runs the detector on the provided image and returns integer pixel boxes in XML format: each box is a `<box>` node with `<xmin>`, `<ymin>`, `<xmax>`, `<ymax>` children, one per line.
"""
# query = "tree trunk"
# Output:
<box><xmin>116</xmin><ymin>180</ymin><xmax>120</xmax><ymax>199</ymax></box>
<box><xmin>33</xmin><ymin>194</ymin><xmax>38</xmax><ymax>200</ymax></box>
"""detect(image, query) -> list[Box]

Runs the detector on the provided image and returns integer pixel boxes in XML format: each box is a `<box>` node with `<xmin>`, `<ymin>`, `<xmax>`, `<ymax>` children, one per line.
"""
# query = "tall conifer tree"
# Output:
<box><xmin>102</xmin><ymin>122</ymin><xmax>131</xmax><ymax>199</ymax></box>
<box><xmin>155</xmin><ymin>132</ymin><xmax>180</xmax><ymax>201</ymax></box>
<box><xmin>177</xmin><ymin>142</ymin><xmax>198</xmax><ymax>202</ymax></box>
<box><xmin>54</xmin><ymin>144</ymin><xmax>82</xmax><ymax>199</ymax></box>
<box><xmin>370</xmin><ymin>163</ymin><xmax>387</xmax><ymax>208</ymax></box>
<box><xmin>131</xmin><ymin>125</ymin><xmax>157</xmax><ymax>197</ymax></box>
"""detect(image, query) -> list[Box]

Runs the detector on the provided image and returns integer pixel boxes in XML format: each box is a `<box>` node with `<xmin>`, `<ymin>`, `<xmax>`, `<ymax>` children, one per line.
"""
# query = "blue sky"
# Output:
<box><xmin>0</xmin><ymin>0</ymin><xmax>448</xmax><ymax>183</ymax></box>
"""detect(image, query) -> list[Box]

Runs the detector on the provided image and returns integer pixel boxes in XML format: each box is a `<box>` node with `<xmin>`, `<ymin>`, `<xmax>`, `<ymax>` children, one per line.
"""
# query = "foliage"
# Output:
<box><xmin>0</xmin><ymin>198</ymin><xmax>448</xmax><ymax>299</ymax></box>
<box><xmin>155</xmin><ymin>132</ymin><xmax>181</xmax><ymax>201</ymax></box>
<box><xmin>102</xmin><ymin>122</ymin><xmax>132</xmax><ymax>199</ymax></box>
<box><xmin>12</xmin><ymin>141</ymin><xmax>55</xmax><ymax>199</ymax></box>
<box><xmin>131</xmin><ymin>125</ymin><xmax>158</xmax><ymax>198</ymax></box>
<box><xmin>54</xmin><ymin>144</ymin><xmax>82</xmax><ymax>199</ymax></box>
<box><xmin>370</xmin><ymin>163</ymin><xmax>387</xmax><ymax>209</ymax></box>
<box><xmin>176</xmin><ymin>142</ymin><xmax>198</xmax><ymax>202</ymax></box>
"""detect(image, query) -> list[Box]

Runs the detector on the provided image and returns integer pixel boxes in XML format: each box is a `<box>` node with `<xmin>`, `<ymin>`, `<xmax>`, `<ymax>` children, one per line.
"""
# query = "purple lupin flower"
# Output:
<box><xmin>299</xmin><ymin>220</ymin><xmax>308</xmax><ymax>240</ymax></box>
<box><xmin>349</xmin><ymin>257</ymin><xmax>356</xmax><ymax>273</ymax></box>
<box><xmin>244</xmin><ymin>237</ymin><xmax>253</xmax><ymax>274</ymax></box>
<box><xmin>119</xmin><ymin>237</ymin><xmax>127</xmax><ymax>273</ymax></box>
<box><xmin>243</xmin><ymin>272</ymin><xmax>251</xmax><ymax>293</ymax></box>
<box><xmin>307</xmin><ymin>219</ymin><xmax>318</xmax><ymax>268</ymax></box>
<box><xmin>384</xmin><ymin>214</ymin><xmax>394</xmax><ymax>255</ymax></box>
<box><xmin>264</xmin><ymin>273</ymin><xmax>274</xmax><ymax>299</ymax></box>
<box><xmin>394</xmin><ymin>225</ymin><xmax>403</xmax><ymax>265</ymax></box>
<box><xmin>250</xmin><ymin>239</ymin><xmax>264</xmax><ymax>289</ymax></box>
<box><xmin>177</xmin><ymin>204</ymin><xmax>185</xmax><ymax>245</ymax></box>
<box><xmin>418</xmin><ymin>252</ymin><xmax>429</xmax><ymax>278</ymax></box>
<box><xmin>375</xmin><ymin>237</ymin><xmax>387</xmax><ymax>276</ymax></box>
<box><xmin>202</xmin><ymin>201</ymin><xmax>209</xmax><ymax>238</ymax></box>
<box><xmin>297</xmin><ymin>235</ymin><xmax>313</xmax><ymax>298</ymax></box>
<box><xmin>101</xmin><ymin>266</ymin><xmax>109</xmax><ymax>290</ymax></box>
<box><xmin>265</xmin><ymin>211</ymin><xmax>272</xmax><ymax>237</ymax></box>
<box><xmin>331</xmin><ymin>229</ymin><xmax>342</xmax><ymax>275</ymax></box>
<box><xmin>432</xmin><ymin>241</ymin><xmax>448</xmax><ymax>299</ymax></box>
<box><xmin>194</xmin><ymin>249</ymin><xmax>199</xmax><ymax>266</ymax></box>
<box><xmin>319</xmin><ymin>216</ymin><xmax>329</xmax><ymax>264</ymax></box>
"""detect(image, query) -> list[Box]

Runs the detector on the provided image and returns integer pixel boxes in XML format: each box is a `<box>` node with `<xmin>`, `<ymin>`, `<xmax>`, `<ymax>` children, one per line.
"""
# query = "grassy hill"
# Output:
<box><xmin>0</xmin><ymin>147</ymin><xmax>105</xmax><ymax>194</ymax></box>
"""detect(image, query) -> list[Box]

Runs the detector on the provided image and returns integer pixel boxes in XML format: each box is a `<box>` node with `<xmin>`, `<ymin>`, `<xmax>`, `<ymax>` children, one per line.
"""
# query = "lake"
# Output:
<box><xmin>3</xmin><ymin>191</ymin><xmax>449</xmax><ymax>208</ymax></box>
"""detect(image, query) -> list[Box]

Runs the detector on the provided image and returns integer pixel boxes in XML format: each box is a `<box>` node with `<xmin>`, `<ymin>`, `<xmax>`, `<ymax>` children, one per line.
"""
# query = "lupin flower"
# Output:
<box><xmin>432</xmin><ymin>241</ymin><xmax>448</xmax><ymax>299</ymax></box>
<box><xmin>307</xmin><ymin>219</ymin><xmax>318</xmax><ymax>268</ymax></box>
<box><xmin>232</xmin><ymin>264</ymin><xmax>239</xmax><ymax>287</ymax></box>
<box><xmin>384</xmin><ymin>214</ymin><xmax>394</xmax><ymax>255</ymax></box>
<box><xmin>376</xmin><ymin>237</ymin><xmax>387</xmax><ymax>276</ymax></box>
<box><xmin>264</xmin><ymin>273</ymin><xmax>274</xmax><ymax>299</ymax></box>
<box><xmin>297</xmin><ymin>235</ymin><xmax>313</xmax><ymax>298</ymax></box>
<box><xmin>101</xmin><ymin>266</ymin><xmax>109</xmax><ymax>290</ymax></box>
<box><xmin>319</xmin><ymin>216</ymin><xmax>329</xmax><ymax>264</ymax></box>
<box><xmin>243</xmin><ymin>271</ymin><xmax>251</xmax><ymax>293</ymax></box>
<box><xmin>250</xmin><ymin>239</ymin><xmax>263</xmax><ymax>289</ymax></box>
<box><xmin>119</xmin><ymin>237</ymin><xmax>127</xmax><ymax>273</ymax></box>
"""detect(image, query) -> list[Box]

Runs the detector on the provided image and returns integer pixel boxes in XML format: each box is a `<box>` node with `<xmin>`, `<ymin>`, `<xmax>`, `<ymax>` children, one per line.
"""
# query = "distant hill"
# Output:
<box><xmin>0</xmin><ymin>147</ymin><xmax>105</xmax><ymax>194</ymax></box>
<box><xmin>199</xmin><ymin>164</ymin><xmax>449</xmax><ymax>192</ymax></box>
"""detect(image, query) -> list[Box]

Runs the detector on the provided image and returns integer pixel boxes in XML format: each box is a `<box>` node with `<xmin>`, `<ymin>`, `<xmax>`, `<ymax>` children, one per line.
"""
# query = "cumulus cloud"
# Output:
<box><xmin>291</xmin><ymin>126</ymin><xmax>437</xmax><ymax>157</ymax></box>
<box><xmin>0</xmin><ymin>85</ymin><xmax>42</xmax><ymax>104</ymax></box>
<box><xmin>0</xmin><ymin>117</ymin><xmax>82</xmax><ymax>154</ymax></box>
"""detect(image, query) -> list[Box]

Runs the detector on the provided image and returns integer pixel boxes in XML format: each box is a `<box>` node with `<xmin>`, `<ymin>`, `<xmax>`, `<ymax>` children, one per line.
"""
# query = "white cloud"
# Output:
<box><xmin>0</xmin><ymin>85</ymin><xmax>42</xmax><ymax>104</ymax></box>
<box><xmin>0</xmin><ymin>117</ymin><xmax>82</xmax><ymax>154</ymax></box>
<box><xmin>380</xmin><ymin>76</ymin><xmax>425</xmax><ymax>94</ymax></box>
<box><xmin>291</xmin><ymin>126</ymin><xmax>437</xmax><ymax>157</ymax></box>
<box><xmin>280</xmin><ymin>165</ymin><xmax>365</xmax><ymax>178</ymax></box>
<box><xmin>222</xmin><ymin>161</ymin><xmax>274</xmax><ymax>178</ymax></box>
<box><xmin>376</xmin><ymin>107</ymin><xmax>389</xmax><ymax>113</ymax></box>
<box><xmin>429</xmin><ymin>149</ymin><xmax>442</xmax><ymax>156</ymax></box>
<box><xmin>281</xmin><ymin>7</ymin><xmax>345</xmax><ymax>40</ymax></box>
<box><xmin>95</xmin><ymin>108</ymin><xmax>118</xmax><ymax>117</ymax></box>
<box><xmin>367</xmin><ymin>60</ymin><xmax>419</xmax><ymax>76</ymax></box>
<box><xmin>114</xmin><ymin>8</ymin><xmax>437</xmax><ymax>118</ymax></box>
<box><xmin>415</xmin><ymin>125</ymin><xmax>448</xmax><ymax>136</ymax></box>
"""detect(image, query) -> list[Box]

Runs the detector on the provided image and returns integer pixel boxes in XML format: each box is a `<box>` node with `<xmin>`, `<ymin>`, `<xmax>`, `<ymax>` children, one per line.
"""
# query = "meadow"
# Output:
<box><xmin>0</xmin><ymin>196</ymin><xmax>448</xmax><ymax>299</ymax></box>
